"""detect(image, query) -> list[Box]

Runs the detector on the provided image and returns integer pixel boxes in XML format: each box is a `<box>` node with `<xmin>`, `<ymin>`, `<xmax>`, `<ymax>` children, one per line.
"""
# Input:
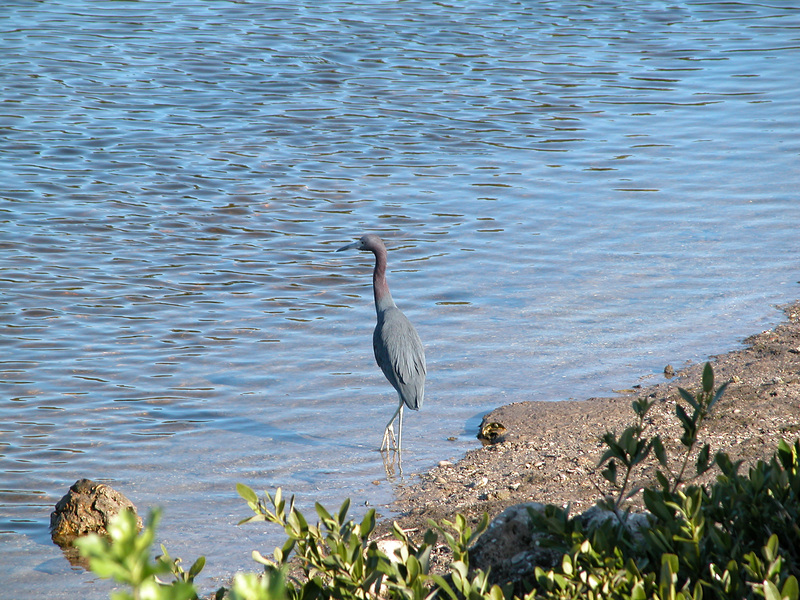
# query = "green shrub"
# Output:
<box><xmin>530</xmin><ymin>363</ymin><xmax>800</xmax><ymax>599</ymax></box>
<box><xmin>599</xmin><ymin>362</ymin><xmax>728</xmax><ymax>511</ymax></box>
<box><xmin>236</xmin><ymin>483</ymin><xmax>503</xmax><ymax>600</ymax></box>
<box><xmin>73</xmin><ymin>507</ymin><xmax>203</xmax><ymax>600</ymax></box>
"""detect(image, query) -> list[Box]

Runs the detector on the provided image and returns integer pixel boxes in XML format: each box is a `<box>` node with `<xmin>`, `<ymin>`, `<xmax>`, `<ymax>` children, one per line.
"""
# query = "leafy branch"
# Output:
<box><xmin>599</xmin><ymin>362</ymin><xmax>728</xmax><ymax>509</ymax></box>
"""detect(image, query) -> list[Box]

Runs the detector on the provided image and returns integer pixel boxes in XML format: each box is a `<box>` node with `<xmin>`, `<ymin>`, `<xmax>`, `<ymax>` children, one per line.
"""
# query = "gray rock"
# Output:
<box><xmin>470</xmin><ymin>501</ymin><xmax>655</xmax><ymax>587</ymax></box>
<box><xmin>469</xmin><ymin>502</ymin><xmax>561</xmax><ymax>583</ymax></box>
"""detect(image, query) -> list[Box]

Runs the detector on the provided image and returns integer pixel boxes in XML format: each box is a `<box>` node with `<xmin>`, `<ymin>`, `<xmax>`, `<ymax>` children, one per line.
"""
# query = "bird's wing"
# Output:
<box><xmin>374</xmin><ymin>308</ymin><xmax>426</xmax><ymax>407</ymax></box>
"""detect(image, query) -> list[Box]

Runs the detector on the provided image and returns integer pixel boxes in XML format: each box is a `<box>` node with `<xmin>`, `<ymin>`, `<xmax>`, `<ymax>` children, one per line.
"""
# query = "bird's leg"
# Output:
<box><xmin>381</xmin><ymin>401</ymin><xmax>403</xmax><ymax>452</ymax></box>
<box><xmin>397</xmin><ymin>404</ymin><xmax>404</xmax><ymax>453</ymax></box>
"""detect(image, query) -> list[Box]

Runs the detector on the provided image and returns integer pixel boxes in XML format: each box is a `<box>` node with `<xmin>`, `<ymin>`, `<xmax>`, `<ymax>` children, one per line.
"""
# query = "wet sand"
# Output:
<box><xmin>386</xmin><ymin>301</ymin><xmax>800</xmax><ymax>538</ymax></box>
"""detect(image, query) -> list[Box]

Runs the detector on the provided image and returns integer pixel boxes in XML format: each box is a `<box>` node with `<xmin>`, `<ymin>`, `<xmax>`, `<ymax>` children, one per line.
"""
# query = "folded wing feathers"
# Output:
<box><xmin>373</xmin><ymin>307</ymin><xmax>426</xmax><ymax>409</ymax></box>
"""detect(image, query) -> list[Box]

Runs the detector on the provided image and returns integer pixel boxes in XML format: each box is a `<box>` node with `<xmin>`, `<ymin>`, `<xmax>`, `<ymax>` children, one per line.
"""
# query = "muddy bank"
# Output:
<box><xmin>386</xmin><ymin>302</ymin><xmax>800</xmax><ymax>538</ymax></box>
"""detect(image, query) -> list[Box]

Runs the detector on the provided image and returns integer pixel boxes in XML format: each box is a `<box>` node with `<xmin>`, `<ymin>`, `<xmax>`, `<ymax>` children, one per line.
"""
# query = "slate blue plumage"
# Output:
<box><xmin>337</xmin><ymin>234</ymin><xmax>426</xmax><ymax>451</ymax></box>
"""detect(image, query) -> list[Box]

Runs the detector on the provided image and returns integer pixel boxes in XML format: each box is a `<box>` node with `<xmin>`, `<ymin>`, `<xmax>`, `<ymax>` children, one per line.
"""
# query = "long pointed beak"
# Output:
<box><xmin>337</xmin><ymin>241</ymin><xmax>360</xmax><ymax>252</ymax></box>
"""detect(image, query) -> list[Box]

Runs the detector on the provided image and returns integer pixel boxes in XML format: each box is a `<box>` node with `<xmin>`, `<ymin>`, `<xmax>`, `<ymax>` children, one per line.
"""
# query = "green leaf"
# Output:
<box><xmin>679</xmin><ymin>387</ymin><xmax>699</xmax><ymax>411</ymax></box>
<box><xmin>159</xmin><ymin>544</ymin><xmax>171</xmax><ymax>562</ymax></box>
<box><xmin>644</xmin><ymin>489</ymin><xmax>674</xmax><ymax>522</ymax></box>
<box><xmin>602</xmin><ymin>459</ymin><xmax>618</xmax><ymax>485</ymax></box>
<box><xmin>431</xmin><ymin>574</ymin><xmax>458</xmax><ymax>600</ymax></box>
<box><xmin>714</xmin><ymin>451</ymin><xmax>738</xmax><ymax>476</ymax></box>
<box><xmin>696</xmin><ymin>444</ymin><xmax>711</xmax><ymax>475</ymax></box>
<box><xmin>782</xmin><ymin>576</ymin><xmax>799</xmax><ymax>600</ymax></box>
<box><xmin>600</xmin><ymin>432</ymin><xmax>626</xmax><ymax>462</ymax></box>
<box><xmin>659</xmin><ymin>554</ymin><xmax>679</xmax><ymax>600</ymax></box>
<box><xmin>280</xmin><ymin>538</ymin><xmax>295</xmax><ymax>559</ymax></box>
<box><xmin>237</xmin><ymin>514</ymin><xmax>266</xmax><ymax>526</ymax></box>
<box><xmin>417</xmin><ymin>542</ymin><xmax>433</xmax><ymax>574</ymax></box>
<box><xmin>620</xmin><ymin>427</ymin><xmax>638</xmax><ymax>455</ymax></box>
<box><xmin>655</xmin><ymin>470</ymin><xmax>671</xmax><ymax>491</ymax></box>
<box><xmin>451</xmin><ymin>560</ymin><xmax>469</xmax><ymax>580</ymax></box>
<box><xmin>188</xmin><ymin>555</ymin><xmax>205</xmax><ymax>579</ymax></box>
<box><xmin>702</xmin><ymin>362</ymin><xmax>714</xmax><ymax>393</ymax></box>
<box><xmin>764</xmin><ymin>533</ymin><xmax>779</xmax><ymax>562</ymax></box>
<box><xmin>286</xmin><ymin>508</ymin><xmax>308</xmax><ymax>538</ymax></box>
<box><xmin>692</xmin><ymin>579</ymin><xmax>705</xmax><ymax>600</ymax></box>
<box><xmin>231</xmin><ymin>570</ymin><xmax>288</xmax><ymax>600</ymax></box>
<box><xmin>777</xmin><ymin>439</ymin><xmax>796</xmax><ymax>471</ymax></box>
<box><xmin>359</xmin><ymin>509</ymin><xmax>376</xmax><ymax>538</ymax></box>
<box><xmin>652</xmin><ymin>437</ymin><xmax>668</xmax><ymax>468</ymax></box>
<box><xmin>337</xmin><ymin>497</ymin><xmax>351</xmax><ymax>526</ymax></box>
<box><xmin>236</xmin><ymin>483</ymin><xmax>258</xmax><ymax>505</ymax></box>
<box><xmin>764</xmin><ymin>580</ymin><xmax>782</xmax><ymax>600</ymax></box>
<box><xmin>675</xmin><ymin>403</ymin><xmax>693</xmax><ymax>429</ymax></box>
<box><xmin>488</xmin><ymin>584</ymin><xmax>505</xmax><ymax>600</ymax></box>
<box><xmin>72</xmin><ymin>533</ymin><xmax>106</xmax><ymax>557</ymax></box>
<box><xmin>315</xmin><ymin>502</ymin><xmax>333</xmax><ymax>523</ymax></box>
<box><xmin>631</xmin><ymin>439</ymin><xmax>652</xmax><ymax>466</ymax></box>
<box><xmin>561</xmin><ymin>553</ymin><xmax>574</xmax><ymax>576</ymax></box>
<box><xmin>406</xmin><ymin>554</ymin><xmax>420</xmax><ymax>579</ymax></box>
<box><xmin>632</xmin><ymin>397</ymin><xmax>654</xmax><ymax>418</ymax></box>
<box><xmin>710</xmin><ymin>381</ymin><xmax>728</xmax><ymax>410</ymax></box>
<box><xmin>631</xmin><ymin>581</ymin><xmax>647</xmax><ymax>600</ymax></box>
<box><xmin>470</xmin><ymin>513</ymin><xmax>490</xmax><ymax>545</ymax></box>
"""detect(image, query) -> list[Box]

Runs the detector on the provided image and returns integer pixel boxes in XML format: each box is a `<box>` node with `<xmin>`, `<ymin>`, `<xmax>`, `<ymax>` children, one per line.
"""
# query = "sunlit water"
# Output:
<box><xmin>2</xmin><ymin>0</ymin><xmax>799</xmax><ymax>597</ymax></box>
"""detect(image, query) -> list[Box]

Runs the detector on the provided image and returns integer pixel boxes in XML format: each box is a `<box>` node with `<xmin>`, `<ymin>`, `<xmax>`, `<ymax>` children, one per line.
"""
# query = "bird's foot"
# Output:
<box><xmin>381</xmin><ymin>424</ymin><xmax>397</xmax><ymax>452</ymax></box>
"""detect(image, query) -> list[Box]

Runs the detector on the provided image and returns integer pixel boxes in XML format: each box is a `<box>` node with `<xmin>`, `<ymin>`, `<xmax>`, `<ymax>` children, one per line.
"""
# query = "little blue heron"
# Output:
<box><xmin>337</xmin><ymin>234</ymin><xmax>426</xmax><ymax>452</ymax></box>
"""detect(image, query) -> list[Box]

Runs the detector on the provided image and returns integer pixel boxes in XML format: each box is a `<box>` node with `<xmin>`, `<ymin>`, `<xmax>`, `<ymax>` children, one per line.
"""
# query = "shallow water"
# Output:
<box><xmin>2</xmin><ymin>0</ymin><xmax>799</xmax><ymax>596</ymax></box>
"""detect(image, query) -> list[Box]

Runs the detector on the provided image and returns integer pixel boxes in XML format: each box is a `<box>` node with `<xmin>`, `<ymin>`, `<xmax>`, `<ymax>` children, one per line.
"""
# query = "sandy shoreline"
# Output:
<box><xmin>386</xmin><ymin>301</ymin><xmax>800</xmax><ymax>537</ymax></box>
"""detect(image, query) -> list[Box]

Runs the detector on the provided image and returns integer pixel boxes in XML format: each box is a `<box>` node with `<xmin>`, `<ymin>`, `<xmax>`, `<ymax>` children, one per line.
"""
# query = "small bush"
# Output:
<box><xmin>528</xmin><ymin>441</ymin><xmax>800</xmax><ymax>599</ymax></box>
<box><xmin>236</xmin><ymin>483</ymin><xmax>503</xmax><ymax>600</ymax></box>
<box><xmin>73</xmin><ymin>507</ymin><xmax>202</xmax><ymax>600</ymax></box>
<box><xmin>530</xmin><ymin>363</ymin><xmax>800</xmax><ymax>600</ymax></box>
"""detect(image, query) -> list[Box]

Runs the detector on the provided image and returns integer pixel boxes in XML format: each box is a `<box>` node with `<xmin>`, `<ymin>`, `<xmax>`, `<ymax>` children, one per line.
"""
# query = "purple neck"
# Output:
<box><xmin>372</xmin><ymin>245</ymin><xmax>395</xmax><ymax>313</ymax></box>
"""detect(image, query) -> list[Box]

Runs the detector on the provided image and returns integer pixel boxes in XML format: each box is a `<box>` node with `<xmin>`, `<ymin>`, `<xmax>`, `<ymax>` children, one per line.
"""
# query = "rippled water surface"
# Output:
<box><xmin>2</xmin><ymin>0</ymin><xmax>799</xmax><ymax>596</ymax></box>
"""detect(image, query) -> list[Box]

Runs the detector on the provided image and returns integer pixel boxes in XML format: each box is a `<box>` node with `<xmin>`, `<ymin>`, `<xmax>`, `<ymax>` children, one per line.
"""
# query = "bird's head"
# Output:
<box><xmin>337</xmin><ymin>234</ymin><xmax>384</xmax><ymax>253</ymax></box>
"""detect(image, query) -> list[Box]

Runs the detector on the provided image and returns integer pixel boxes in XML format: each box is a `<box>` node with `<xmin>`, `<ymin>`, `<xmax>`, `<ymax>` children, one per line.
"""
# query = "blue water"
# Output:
<box><xmin>2</xmin><ymin>1</ymin><xmax>799</xmax><ymax>597</ymax></box>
